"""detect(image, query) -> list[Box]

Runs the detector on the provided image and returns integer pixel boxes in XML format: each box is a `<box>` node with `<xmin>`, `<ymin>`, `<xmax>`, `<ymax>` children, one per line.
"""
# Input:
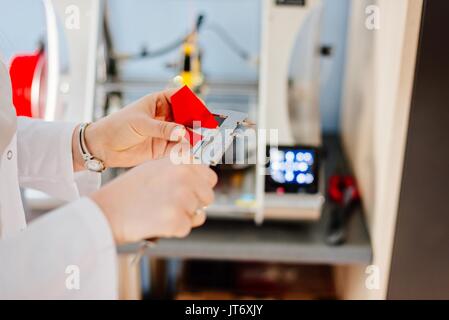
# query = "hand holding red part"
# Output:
<box><xmin>170</xmin><ymin>86</ymin><xmax>219</xmax><ymax>145</ymax></box>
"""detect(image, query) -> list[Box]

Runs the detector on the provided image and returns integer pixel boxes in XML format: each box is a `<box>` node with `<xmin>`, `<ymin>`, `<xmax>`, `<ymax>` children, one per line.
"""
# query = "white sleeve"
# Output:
<box><xmin>0</xmin><ymin>198</ymin><xmax>118</xmax><ymax>299</ymax></box>
<box><xmin>16</xmin><ymin>117</ymin><xmax>101</xmax><ymax>201</ymax></box>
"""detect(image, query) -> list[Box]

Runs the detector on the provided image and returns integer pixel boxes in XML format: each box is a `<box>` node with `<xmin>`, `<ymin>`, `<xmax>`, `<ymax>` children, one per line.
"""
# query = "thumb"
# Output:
<box><xmin>147</xmin><ymin>118</ymin><xmax>186</xmax><ymax>142</ymax></box>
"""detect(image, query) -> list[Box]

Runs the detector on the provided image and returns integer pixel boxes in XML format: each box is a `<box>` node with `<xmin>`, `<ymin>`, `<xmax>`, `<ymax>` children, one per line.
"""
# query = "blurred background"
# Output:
<box><xmin>0</xmin><ymin>0</ymin><xmax>348</xmax><ymax>132</ymax></box>
<box><xmin>1</xmin><ymin>0</ymin><xmax>448</xmax><ymax>300</ymax></box>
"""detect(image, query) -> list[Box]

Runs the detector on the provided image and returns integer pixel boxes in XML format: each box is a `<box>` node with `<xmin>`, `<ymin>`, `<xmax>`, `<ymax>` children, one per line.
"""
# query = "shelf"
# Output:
<box><xmin>119</xmin><ymin>205</ymin><xmax>371</xmax><ymax>265</ymax></box>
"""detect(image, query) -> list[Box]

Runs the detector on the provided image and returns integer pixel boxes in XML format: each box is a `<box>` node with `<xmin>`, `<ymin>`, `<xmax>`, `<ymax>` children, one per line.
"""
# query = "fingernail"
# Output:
<box><xmin>170</xmin><ymin>125</ymin><xmax>186</xmax><ymax>141</ymax></box>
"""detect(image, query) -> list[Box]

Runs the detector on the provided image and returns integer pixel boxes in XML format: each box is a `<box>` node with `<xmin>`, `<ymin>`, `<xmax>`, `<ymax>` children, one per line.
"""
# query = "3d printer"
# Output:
<box><xmin>16</xmin><ymin>0</ymin><xmax>325</xmax><ymax>224</ymax></box>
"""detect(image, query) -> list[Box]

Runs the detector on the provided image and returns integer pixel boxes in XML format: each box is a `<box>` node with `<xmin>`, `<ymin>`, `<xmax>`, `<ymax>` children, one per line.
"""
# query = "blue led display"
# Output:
<box><xmin>269</xmin><ymin>148</ymin><xmax>315</xmax><ymax>185</ymax></box>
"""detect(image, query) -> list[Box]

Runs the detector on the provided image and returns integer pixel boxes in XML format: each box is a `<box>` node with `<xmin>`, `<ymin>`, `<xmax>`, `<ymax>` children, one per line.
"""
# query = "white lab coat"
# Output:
<box><xmin>0</xmin><ymin>60</ymin><xmax>118</xmax><ymax>299</ymax></box>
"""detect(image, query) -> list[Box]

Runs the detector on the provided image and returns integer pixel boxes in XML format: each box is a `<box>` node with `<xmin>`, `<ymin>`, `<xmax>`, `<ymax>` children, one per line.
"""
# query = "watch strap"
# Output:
<box><xmin>78</xmin><ymin>123</ymin><xmax>105</xmax><ymax>172</ymax></box>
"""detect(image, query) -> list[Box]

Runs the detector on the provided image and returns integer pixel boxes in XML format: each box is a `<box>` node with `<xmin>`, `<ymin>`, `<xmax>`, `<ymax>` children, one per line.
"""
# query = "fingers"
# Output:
<box><xmin>163</xmin><ymin>144</ymin><xmax>219</xmax><ymax>185</ymax></box>
<box><xmin>150</xmin><ymin>138</ymin><xmax>168</xmax><ymax>160</ymax></box>
<box><xmin>151</xmin><ymin>89</ymin><xmax>178</xmax><ymax>118</ymax></box>
<box><xmin>192</xmin><ymin>177</ymin><xmax>215</xmax><ymax>207</ymax></box>
<box><xmin>174</xmin><ymin>166</ymin><xmax>214</xmax><ymax>232</ymax></box>
<box><xmin>191</xmin><ymin>165</ymin><xmax>218</xmax><ymax>187</ymax></box>
<box><xmin>142</xmin><ymin>158</ymin><xmax>216</xmax><ymax>239</ymax></box>
<box><xmin>163</xmin><ymin>140</ymin><xmax>191</xmax><ymax>159</ymax></box>
<box><xmin>176</xmin><ymin>164</ymin><xmax>216</xmax><ymax>205</ymax></box>
<box><xmin>174</xmin><ymin>209</ymin><xmax>206</xmax><ymax>237</ymax></box>
<box><xmin>173</xmin><ymin>212</ymin><xmax>193</xmax><ymax>238</ymax></box>
<box><xmin>137</xmin><ymin>88</ymin><xmax>185</xmax><ymax>141</ymax></box>
<box><xmin>174</xmin><ymin>189</ymin><xmax>207</xmax><ymax>237</ymax></box>
<box><xmin>185</xmin><ymin>168</ymin><xmax>213</xmax><ymax>228</ymax></box>
<box><xmin>191</xmin><ymin>210</ymin><xmax>207</xmax><ymax>228</ymax></box>
<box><xmin>161</xmin><ymin>88</ymin><xmax>178</xmax><ymax>102</ymax></box>
<box><xmin>147</xmin><ymin>118</ymin><xmax>186</xmax><ymax>142</ymax></box>
<box><xmin>177</xmin><ymin>182</ymin><xmax>212</xmax><ymax>215</ymax></box>
<box><xmin>175</xmin><ymin>210</ymin><xmax>206</xmax><ymax>238</ymax></box>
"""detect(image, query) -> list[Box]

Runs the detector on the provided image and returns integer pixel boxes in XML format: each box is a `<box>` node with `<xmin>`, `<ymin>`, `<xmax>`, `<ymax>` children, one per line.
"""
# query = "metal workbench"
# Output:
<box><xmin>119</xmin><ymin>208</ymin><xmax>371</xmax><ymax>265</ymax></box>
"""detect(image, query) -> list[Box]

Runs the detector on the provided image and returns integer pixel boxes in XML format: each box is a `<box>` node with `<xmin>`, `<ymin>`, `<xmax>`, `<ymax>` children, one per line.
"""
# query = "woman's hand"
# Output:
<box><xmin>90</xmin><ymin>158</ymin><xmax>217</xmax><ymax>244</ymax></box>
<box><xmin>73</xmin><ymin>89</ymin><xmax>186</xmax><ymax>170</ymax></box>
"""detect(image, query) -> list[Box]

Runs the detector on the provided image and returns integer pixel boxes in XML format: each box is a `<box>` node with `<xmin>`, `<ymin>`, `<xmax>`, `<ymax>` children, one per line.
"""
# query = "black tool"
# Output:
<box><xmin>325</xmin><ymin>175</ymin><xmax>360</xmax><ymax>246</ymax></box>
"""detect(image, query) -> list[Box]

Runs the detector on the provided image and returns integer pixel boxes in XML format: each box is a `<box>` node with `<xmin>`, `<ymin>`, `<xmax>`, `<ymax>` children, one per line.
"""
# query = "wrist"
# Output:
<box><xmin>72</xmin><ymin>124</ymin><xmax>85</xmax><ymax>172</ymax></box>
<box><xmin>72</xmin><ymin>122</ymin><xmax>108</xmax><ymax>172</ymax></box>
<box><xmin>84</xmin><ymin>122</ymin><xmax>108</xmax><ymax>167</ymax></box>
<box><xmin>91</xmin><ymin>188</ymin><xmax>125</xmax><ymax>244</ymax></box>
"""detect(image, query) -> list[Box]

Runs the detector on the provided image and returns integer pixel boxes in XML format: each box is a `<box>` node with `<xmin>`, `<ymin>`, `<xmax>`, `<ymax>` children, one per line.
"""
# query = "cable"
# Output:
<box><xmin>114</xmin><ymin>14</ymin><xmax>205</xmax><ymax>61</ymax></box>
<box><xmin>203</xmin><ymin>23</ymin><xmax>251</xmax><ymax>61</ymax></box>
<box><xmin>112</xmin><ymin>14</ymin><xmax>256</xmax><ymax>66</ymax></box>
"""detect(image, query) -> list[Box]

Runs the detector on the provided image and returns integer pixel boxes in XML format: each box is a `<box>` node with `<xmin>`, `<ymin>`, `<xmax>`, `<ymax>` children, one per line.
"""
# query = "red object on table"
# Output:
<box><xmin>9</xmin><ymin>51</ymin><xmax>43</xmax><ymax>117</ymax></box>
<box><xmin>170</xmin><ymin>86</ymin><xmax>219</xmax><ymax>129</ymax></box>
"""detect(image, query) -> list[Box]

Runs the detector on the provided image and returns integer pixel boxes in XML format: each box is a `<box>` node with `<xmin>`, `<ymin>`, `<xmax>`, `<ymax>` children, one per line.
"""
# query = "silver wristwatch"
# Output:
<box><xmin>78</xmin><ymin>122</ymin><xmax>105</xmax><ymax>172</ymax></box>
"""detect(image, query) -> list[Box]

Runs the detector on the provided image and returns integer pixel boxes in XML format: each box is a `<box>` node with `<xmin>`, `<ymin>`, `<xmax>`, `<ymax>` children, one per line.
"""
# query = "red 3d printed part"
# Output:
<box><xmin>171</xmin><ymin>86</ymin><xmax>219</xmax><ymax>129</ymax></box>
<box><xmin>185</xmin><ymin>127</ymin><xmax>203</xmax><ymax>147</ymax></box>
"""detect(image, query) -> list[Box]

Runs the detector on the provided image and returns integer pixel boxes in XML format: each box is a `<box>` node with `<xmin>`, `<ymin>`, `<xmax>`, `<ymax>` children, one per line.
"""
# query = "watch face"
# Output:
<box><xmin>86</xmin><ymin>159</ymin><xmax>104</xmax><ymax>172</ymax></box>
